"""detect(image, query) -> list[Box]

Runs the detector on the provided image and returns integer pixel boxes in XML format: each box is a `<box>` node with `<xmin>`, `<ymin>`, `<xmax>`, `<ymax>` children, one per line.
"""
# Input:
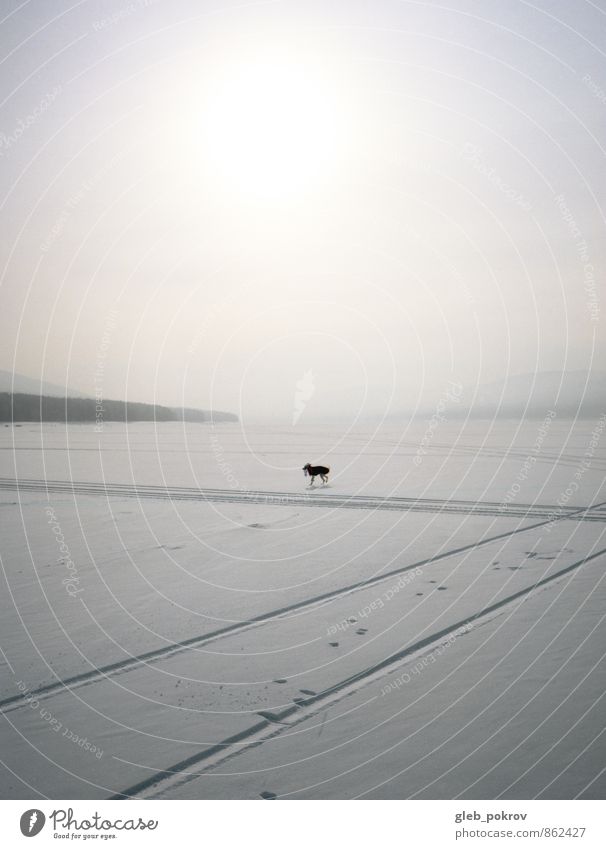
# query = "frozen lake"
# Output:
<box><xmin>0</xmin><ymin>419</ymin><xmax>605</xmax><ymax>799</ymax></box>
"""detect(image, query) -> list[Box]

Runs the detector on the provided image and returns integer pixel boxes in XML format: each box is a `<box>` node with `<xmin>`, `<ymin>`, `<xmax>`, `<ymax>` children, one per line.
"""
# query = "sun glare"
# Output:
<box><xmin>198</xmin><ymin>53</ymin><xmax>343</xmax><ymax>199</ymax></box>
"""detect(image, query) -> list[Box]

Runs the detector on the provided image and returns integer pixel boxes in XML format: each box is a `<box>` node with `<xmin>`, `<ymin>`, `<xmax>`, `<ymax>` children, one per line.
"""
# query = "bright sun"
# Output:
<box><xmin>198</xmin><ymin>53</ymin><xmax>343</xmax><ymax>199</ymax></box>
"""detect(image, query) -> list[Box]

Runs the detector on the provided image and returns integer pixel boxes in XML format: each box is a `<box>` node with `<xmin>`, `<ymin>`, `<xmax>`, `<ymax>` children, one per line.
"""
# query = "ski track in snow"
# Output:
<box><xmin>1</xmin><ymin>477</ymin><xmax>605</xmax><ymax>521</ymax></box>
<box><xmin>1</xmin><ymin>480</ymin><xmax>604</xmax><ymax>716</ymax></box>
<box><xmin>109</xmin><ymin>543</ymin><xmax>606</xmax><ymax>800</ymax></box>
<box><xmin>2</xmin><ymin>469</ymin><xmax>604</xmax><ymax>800</ymax></box>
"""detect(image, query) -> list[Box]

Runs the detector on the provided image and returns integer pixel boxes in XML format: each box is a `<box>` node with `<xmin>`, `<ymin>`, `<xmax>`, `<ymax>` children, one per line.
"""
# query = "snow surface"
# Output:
<box><xmin>0</xmin><ymin>419</ymin><xmax>604</xmax><ymax>799</ymax></box>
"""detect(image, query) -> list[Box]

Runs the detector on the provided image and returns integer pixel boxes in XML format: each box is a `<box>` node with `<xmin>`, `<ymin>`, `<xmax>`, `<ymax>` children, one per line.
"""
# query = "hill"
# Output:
<box><xmin>0</xmin><ymin>393</ymin><xmax>238</xmax><ymax>424</ymax></box>
<box><xmin>0</xmin><ymin>370</ymin><xmax>88</xmax><ymax>398</ymax></box>
<box><xmin>468</xmin><ymin>370</ymin><xmax>606</xmax><ymax>418</ymax></box>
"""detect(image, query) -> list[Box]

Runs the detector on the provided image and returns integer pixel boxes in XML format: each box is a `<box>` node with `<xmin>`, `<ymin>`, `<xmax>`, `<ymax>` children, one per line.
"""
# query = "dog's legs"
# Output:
<box><xmin>308</xmin><ymin>476</ymin><xmax>316</xmax><ymax>487</ymax></box>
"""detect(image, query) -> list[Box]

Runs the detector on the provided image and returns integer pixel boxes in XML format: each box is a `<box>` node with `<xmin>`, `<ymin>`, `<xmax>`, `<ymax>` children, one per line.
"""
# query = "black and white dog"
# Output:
<box><xmin>302</xmin><ymin>463</ymin><xmax>330</xmax><ymax>487</ymax></box>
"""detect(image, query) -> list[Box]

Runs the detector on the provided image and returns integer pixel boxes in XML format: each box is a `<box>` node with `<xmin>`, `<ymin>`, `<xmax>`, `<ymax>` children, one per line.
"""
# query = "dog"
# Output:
<box><xmin>302</xmin><ymin>463</ymin><xmax>330</xmax><ymax>487</ymax></box>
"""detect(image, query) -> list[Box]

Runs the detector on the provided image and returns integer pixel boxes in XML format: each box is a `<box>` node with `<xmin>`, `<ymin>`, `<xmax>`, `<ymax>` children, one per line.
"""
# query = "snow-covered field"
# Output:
<box><xmin>0</xmin><ymin>418</ymin><xmax>605</xmax><ymax>799</ymax></box>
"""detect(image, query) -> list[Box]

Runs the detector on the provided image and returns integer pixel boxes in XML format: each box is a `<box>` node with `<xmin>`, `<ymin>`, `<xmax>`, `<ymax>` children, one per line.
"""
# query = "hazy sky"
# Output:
<box><xmin>0</xmin><ymin>0</ymin><xmax>604</xmax><ymax>421</ymax></box>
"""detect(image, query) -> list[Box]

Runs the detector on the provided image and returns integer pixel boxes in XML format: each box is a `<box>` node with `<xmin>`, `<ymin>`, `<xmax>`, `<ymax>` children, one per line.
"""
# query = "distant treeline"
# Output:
<box><xmin>170</xmin><ymin>407</ymin><xmax>238</xmax><ymax>423</ymax></box>
<box><xmin>0</xmin><ymin>393</ymin><xmax>238</xmax><ymax>424</ymax></box>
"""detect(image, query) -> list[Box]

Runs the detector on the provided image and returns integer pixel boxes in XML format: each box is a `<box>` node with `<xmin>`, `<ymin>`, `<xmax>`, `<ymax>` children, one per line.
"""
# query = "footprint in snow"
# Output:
<box><xmin>329</xmin><ymin>642</ymin><xmax>339</xmax><ymax>647</ymax></box>
<box><xmin>260</xmin><ymin>792</ymin><xmax>277</xmax><ymax>800</ymax></box>
<box><xmin>416</xmin><ymin>592</ymin><xmax>424</xmax><ymax>596</ymax></box>
<box><xmin>437</xmin><ymin>586</ymin><xmax>448</xmax><ymax>591</ymax></box>
<box><xmin>273</xmin><ymin>678</ymin><xmax>287</xmax><ymax>684</ymax></box>
<box><xmin>299</xmin><ymin>688</ymin><xmax>316</xmax><ymax>695</ymax></box>
<box><xmin>355</xmin><ymin>628</ymin><xmax>368</xmax><ymax>635</ymax></box>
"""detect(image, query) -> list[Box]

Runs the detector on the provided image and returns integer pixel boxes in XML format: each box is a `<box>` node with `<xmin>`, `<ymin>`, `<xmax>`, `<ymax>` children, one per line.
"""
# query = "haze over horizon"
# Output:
<box><xmin>1</xmin><ymin>0</ymin><xmax>604</xmax><ymax>424</ymax></box>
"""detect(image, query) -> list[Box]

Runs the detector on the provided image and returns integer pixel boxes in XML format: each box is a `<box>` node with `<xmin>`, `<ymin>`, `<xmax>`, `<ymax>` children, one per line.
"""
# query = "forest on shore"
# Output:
<box><xmin>0</xmin><ymin>393</ymin><xmax>238</xmax><ymax>424</ymax></box>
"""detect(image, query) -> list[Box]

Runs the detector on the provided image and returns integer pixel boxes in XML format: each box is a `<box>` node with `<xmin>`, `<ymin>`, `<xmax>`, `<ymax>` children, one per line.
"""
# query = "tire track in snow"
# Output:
<box><xmin>3</xmin><ymin>445</ymin><xmax>605</xmax><ymax>473</ymax></box>
<box><xmin>1</xmin><ymin>477</ymin><xmax>605</xmax><ymax>522</ymax></box>
<box><xmin>110</xmin><ymin>543</ymin><xmax>606</xmax><ymax>800</ymax></box>
<box><xmin>2</xmin><ymin>494</ymin><xmax>604</xmax><ymax>714</ymax></box>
